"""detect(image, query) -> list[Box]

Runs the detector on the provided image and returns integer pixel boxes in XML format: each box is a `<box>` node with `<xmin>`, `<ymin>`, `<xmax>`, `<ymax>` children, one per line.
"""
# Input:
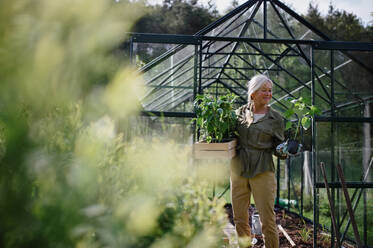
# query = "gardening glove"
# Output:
<box><xmin>275</xmin><ymin>142</ymin><xmax>288</xmax><ymax>159</ymax></box>
<box><xmin>276</xmin><ymin>141</ymin><xmax>303</xmax><ymax>158</ymax></box>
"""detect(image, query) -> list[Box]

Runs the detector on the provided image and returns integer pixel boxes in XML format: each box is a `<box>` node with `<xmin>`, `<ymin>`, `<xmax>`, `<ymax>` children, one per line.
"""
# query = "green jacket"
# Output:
<box><xmin>233</xmin><ymin>104</ymin><xmax>285</xmax><ymax>178</ymax></box>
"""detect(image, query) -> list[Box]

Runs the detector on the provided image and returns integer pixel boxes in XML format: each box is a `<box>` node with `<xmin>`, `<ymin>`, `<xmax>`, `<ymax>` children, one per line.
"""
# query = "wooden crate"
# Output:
<box><xmin>193</xmin><ymin>138</ymin><xmax>237</xmax><ymax>159</ymax></box>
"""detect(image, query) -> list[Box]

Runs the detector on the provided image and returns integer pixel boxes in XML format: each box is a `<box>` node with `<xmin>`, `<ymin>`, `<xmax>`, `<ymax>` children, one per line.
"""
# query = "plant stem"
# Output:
<box><xmin>294</xmin><ymin>119</ymin><xmax>301</xmax><ymax>140</ymax></box>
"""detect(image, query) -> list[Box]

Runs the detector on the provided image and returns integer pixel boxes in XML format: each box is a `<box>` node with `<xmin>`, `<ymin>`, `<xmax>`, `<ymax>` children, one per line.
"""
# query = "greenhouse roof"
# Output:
<box><xmin>131</xmin><ymin>0</ymin><xmax>373</xmax><ymax>118</ymax></box>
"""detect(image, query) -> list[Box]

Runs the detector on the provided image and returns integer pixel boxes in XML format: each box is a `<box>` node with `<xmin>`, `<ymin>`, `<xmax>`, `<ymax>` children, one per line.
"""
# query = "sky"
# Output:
<box><xmin>149</xmin><ymin>0</ymin><xmax>372</xmax><ymax>26</ymax></box>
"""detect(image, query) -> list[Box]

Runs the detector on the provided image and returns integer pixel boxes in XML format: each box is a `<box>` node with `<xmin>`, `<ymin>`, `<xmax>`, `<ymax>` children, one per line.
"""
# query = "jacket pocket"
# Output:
<box><xmin>256</xmin><ymin>127</ymin><xmax>272</xmax><ymax>145</ymax></box>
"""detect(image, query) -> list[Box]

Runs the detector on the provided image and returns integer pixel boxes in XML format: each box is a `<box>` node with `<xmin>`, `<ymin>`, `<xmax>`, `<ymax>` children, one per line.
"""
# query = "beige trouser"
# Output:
<box><xmin>230</xmin><ymin>160</ymin><xmax>279</xmax><ymax>248</ymax></box>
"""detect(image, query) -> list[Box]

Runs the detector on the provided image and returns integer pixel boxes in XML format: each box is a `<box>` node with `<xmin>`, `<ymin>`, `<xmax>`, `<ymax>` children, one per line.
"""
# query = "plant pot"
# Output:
<box><xmin>287</xmin><ymin>139</ymin><xmax>300</xmax><ymax>155</ymax></box>
<box><xmin>193</xmin><ymin>138</ymin><xmax>237</xmax><ymax>159</ymax></box>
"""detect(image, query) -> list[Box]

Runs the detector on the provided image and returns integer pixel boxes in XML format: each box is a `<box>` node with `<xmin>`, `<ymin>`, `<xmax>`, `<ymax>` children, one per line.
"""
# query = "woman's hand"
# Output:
<box><xmin>276</xmin><ymin>141</ymin><xmax>302</xmax><ymax>158</ymax></box>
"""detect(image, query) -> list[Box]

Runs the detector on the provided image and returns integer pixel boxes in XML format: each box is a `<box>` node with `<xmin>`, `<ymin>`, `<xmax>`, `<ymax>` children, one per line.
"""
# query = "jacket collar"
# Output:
<box><xmin>243</xmin><ymin>104</ymin><xmax>276</xmax><ymax>125</ymax></box>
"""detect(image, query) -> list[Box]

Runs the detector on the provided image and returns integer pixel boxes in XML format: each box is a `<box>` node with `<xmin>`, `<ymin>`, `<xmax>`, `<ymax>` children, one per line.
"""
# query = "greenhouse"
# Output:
<box><xmin>129</xmin><ymin>0</ymin><xmax>373</xmax><ymax>247</ymax></box>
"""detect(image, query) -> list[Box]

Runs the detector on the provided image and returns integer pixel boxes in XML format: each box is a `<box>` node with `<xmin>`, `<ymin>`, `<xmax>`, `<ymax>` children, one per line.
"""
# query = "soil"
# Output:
<box><xmin>224</xmin><ymin>203</ymin><xmax>356</xmax><ymax>248</ymax></box>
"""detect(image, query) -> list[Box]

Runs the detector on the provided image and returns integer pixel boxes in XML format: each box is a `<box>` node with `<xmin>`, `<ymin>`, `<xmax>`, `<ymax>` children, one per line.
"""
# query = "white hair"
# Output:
<box><xmin>247</xmin><ymin>74</ymin><xmax>273</xmax><ymax>104</ymax></box>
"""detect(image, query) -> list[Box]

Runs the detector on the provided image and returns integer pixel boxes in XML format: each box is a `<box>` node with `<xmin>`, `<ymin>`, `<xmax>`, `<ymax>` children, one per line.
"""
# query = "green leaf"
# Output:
<box><xmin>284</xmin><ymin>108</ymin><xmax>295</xmax><ymax>119</ymax></box>
<box><xmin>197</xmin><ymin>118</ymin><xmax>203</xmax><ymax>127</ymax></box>
<box><xmin>294</xmin><ymin>102</ymin><xmax>305</xmax><ymax>111</ymax></box>
<box><xmin>301</xmin><ymin>117</ymin><xmax>311</xmax><ymax>130</ymax></box>
<box><xmin>195</xmin><ymin>94</ymin><xmax>204</xmax><ymax>100</ymax></box>
<box><xmin>285</xmin><ymin>121</ymin><xmax>292</xmax><ymax>130</ymax></box>
<box><xmin>310</xmin><ymin>105</ymin><xmax>321</xmax><ymax>115</ymax></box>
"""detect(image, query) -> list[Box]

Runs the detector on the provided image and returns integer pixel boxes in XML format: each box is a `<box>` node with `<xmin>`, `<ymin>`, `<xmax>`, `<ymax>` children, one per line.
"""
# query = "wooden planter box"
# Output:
<box><xmin>193</xmin><ymin>138</ymin><xmax>237</xmax><ymax>159</ymax></box>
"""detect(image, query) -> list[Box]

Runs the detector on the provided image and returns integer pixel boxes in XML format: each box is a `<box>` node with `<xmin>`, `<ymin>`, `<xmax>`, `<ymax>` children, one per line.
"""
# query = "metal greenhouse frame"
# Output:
<box><xmin>128</xmin><ymin>0</ymin><xmax>373</xmax><ymax>247</ymax></box>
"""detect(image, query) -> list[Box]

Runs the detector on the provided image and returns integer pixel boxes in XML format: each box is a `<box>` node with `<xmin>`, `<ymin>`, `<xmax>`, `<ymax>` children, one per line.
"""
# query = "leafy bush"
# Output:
<box><xmin>193</xmin><ymin>93</ymin><xmax>238</xmax><ymax>143</ymax></box>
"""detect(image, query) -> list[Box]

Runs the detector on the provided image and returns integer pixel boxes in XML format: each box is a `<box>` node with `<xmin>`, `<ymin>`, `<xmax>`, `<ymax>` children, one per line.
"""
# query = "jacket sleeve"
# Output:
<box><xmin>232</xmin><ymin>105</ymin><xmax>245</xmax><ymax>138</ymax></box>
<box><xmin>273</xmin><ymin>117</ymin><xmax>287</xmax><ymax>159</ymax></box>
<box><xmin>273</xmin><ymin>118</ymin><xmax>285</xmax><ymax>143</ymax></box>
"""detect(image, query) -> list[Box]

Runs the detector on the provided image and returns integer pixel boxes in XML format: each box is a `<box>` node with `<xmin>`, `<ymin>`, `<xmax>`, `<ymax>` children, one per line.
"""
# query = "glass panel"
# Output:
<box><xmin>314</xmin><ymin>49</ymin><xmax>373</xmax><ymax>118</ymax></box>
<box><xmin>316</xmin><ymin>121</ymin><xmax>372</xmax><ymax>183</ymax></box>
<box><xmin>138</xmin><ymin>44</ymin><xmax>195</xmax><ymax>112</ymax></box>
<box><xmin>248</xmin><ymin>16</ymin><xmax>264</xmax><ymax>38</ymax></box>
<box><xmin>134</xmin><ymin>43</ymin><xmax>177</xmax><ymax>67</ymax></box>
<box><xmin>205</xmin><ymin>2</ymin><xmax>259</xmax><ymax>38</ymax></box>
<box><xmin>266</xmin><ymin>2</ymin><xmax>293</xmax><ymax>39</ymax></box>
<box><xmin>201</xmin><ymin>41</ymin><xmax>236</xmax><ymax>88</ymax></box>
<box><xmin>124</xmin><ymin>116</ymin><xmax>193</xmax><ymax>144</ymax></box>
<box><xmin>333</xmin><ymin>50</ymin><xmax>373</xmax><ymax>113</ymax></box>
<box><xmin>271</xmin><ymin>1</ymin><xmax>324</xmax><ymax>41</ymax></box>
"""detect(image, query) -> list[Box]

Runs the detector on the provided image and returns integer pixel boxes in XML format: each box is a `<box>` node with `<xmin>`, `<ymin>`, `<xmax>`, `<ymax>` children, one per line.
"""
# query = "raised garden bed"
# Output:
<box><xmin>223</xmin><ymin>203</ymin><xmax>356</xmax><ymax>248</ymax></box>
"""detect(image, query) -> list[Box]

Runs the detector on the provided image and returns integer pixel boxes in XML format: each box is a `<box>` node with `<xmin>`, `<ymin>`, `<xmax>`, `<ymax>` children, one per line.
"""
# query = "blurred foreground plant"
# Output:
<box><xmin>0</xmin><ymin>0</ymin><xmax>227</xmax><ymax>247</ymax></box>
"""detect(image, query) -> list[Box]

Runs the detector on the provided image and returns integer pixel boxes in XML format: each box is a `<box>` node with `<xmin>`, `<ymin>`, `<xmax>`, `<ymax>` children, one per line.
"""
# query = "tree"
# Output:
<box><xmin>305</xmin><ymin>2</ymin><xmax>372</xmax><ymax>42</ymax></box>
<box><xmin>131</xmin><ymin>0</ymin><xmax>220</xmax><ymax>64</ymax></box>
<box><xmin>133</xmin><ymin>0</ymin><xmax>220</xmax><ymax>34</ymax></box>
<box><xmin>224</xmin><ymin>0</ymin><xmax>240</xmax><ymax>14</ymax></box>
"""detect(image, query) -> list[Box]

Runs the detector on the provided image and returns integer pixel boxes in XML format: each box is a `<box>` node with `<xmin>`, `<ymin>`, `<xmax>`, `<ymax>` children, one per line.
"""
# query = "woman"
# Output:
<box><xmin>231</xmin><ymin>74</ymin><xmax>286</xmax><ymax>248</ymax></box>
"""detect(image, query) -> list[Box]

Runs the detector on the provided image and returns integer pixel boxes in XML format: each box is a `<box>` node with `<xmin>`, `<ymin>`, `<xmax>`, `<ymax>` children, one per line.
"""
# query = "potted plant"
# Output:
<box><xmin>192</xmin><ymin>93</ymin><xmax>238</xmax><ymax>159</ymax></box>
<box><xmin>283</xmin><ymin>97</ymin><xmax>321</xmax><ymax>154</ymax></box>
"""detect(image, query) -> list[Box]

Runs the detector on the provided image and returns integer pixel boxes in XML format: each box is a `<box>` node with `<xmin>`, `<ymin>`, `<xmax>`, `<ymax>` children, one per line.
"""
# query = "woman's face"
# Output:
<box><xmin>251</xmin><ymin>82</ymin><xmax>272</xmax><ymax>105</ymax></box>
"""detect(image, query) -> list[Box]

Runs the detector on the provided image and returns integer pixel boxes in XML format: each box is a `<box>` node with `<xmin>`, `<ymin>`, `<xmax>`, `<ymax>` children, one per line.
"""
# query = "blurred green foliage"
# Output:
<box><xmin>0</xmin><ymin>0</ymin><xmax>227</xmax><ymax>247</ymax></box>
